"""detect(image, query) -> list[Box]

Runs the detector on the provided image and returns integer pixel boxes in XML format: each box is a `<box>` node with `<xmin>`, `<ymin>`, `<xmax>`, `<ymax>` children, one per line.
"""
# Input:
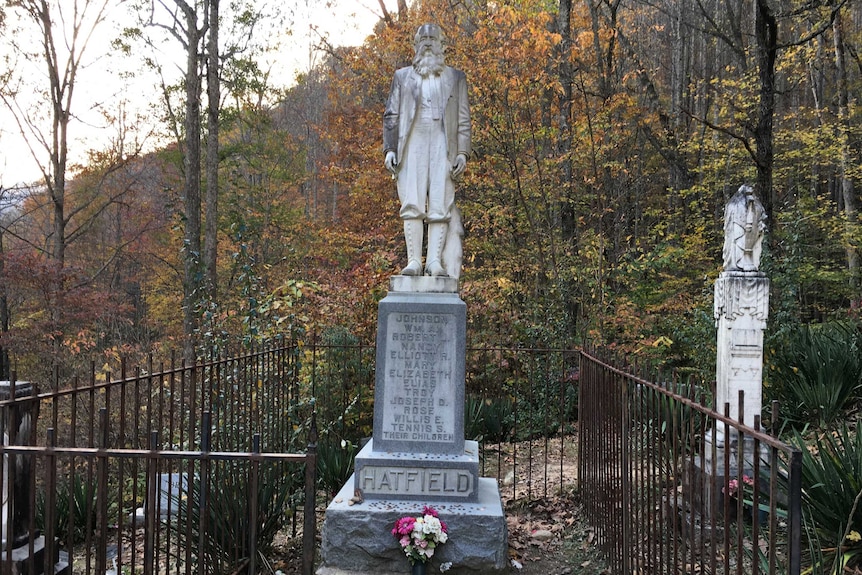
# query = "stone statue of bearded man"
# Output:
<box><xmin>384</xmin><ymin>23</ymin><xmax>471</xmax><ymax>277</ymax></box>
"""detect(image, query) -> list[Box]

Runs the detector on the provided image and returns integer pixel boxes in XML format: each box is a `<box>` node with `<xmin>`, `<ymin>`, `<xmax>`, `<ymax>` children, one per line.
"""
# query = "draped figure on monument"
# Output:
<box><xmin>384</xmin><ymin>23</ymin><xmax>471</xmax><ymax>279</ymax></box>
<box><xmin>722</xmin><ymin>184</ymin><xmax>767</xmax><ymax>272</ymax></box>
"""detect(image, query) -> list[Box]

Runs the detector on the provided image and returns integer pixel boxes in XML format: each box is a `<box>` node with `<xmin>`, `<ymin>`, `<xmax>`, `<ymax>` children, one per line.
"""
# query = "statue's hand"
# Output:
<box><xmin>384</xmin><ymin>151</ymin><xmax>398</xmax><ymax>175</ymax></box>
<box><xmin>451</xmin><ymin>153</ymin><xmax>467</xmax><ymax>178</ymax></box>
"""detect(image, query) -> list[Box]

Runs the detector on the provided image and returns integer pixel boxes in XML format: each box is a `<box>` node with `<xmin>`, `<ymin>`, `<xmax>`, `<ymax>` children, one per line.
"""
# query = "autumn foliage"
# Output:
<box><xmin>1</xmin><ymin>0</ymin><xmax>860</xmax><ymax>380</ymax></box>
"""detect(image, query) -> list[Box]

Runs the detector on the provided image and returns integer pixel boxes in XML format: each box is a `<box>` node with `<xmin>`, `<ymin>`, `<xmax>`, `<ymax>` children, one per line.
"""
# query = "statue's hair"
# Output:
<box><xmin>414</xmin><ymin>23</ymin><xmax>444</xmax><ymax>46</ymax></box>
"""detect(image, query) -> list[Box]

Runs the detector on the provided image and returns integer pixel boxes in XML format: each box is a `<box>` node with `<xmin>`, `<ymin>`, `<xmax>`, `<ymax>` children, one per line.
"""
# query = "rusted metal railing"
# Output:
<box><xmin>578</xmin><ymin>349</ymin><xmax>802</xmax><ymax>575</ymax></box>
<box><xmin>0</xmin><ymin>337</ymin><xmax>584</xmax><ymax>574</ymax></box>
<box><xmin>0</xmin><ymin>339</ymin><xmax>317</xmax><ymax>575</ymax></box>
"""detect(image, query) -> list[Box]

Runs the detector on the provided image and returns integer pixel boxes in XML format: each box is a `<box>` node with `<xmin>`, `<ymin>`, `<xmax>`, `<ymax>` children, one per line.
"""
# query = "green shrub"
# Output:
<box><xmin>317</xmin><ymin>438</ymin><xmax>358</xmax><ymax>496</ymax></box>
<box><xmin>768</xmin><ymin>322</ymin><xmax>862</xmax><ymax>429</ymax></box>
<box><xmin>465</xmin><ymin>395</ymin><xmax>516</xmax><ymax>443</ymax></box>
<box><xmin>36</xmin><ymin>472</ymin><xmax>105</xmax><ymax>545</ymax></box>
<box><xmin>302</xmin><ymin>326</ymin><xmax>374</xmax><ymax>444</ymax></box>
<box><xmin>173</xmin><ymin>461</ymin><xmax>302</xmax><ymax>575</ymax></box>
<box><xmin>791</xmin><ymin>421</ymin><xmax>862</xmax><ymax>574</ymax></box>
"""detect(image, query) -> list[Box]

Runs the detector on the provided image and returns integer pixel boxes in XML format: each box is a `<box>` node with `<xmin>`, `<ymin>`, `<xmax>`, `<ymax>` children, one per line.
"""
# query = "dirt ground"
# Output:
<box><xmin>487</xmin><ymin>435</ymin><xmax>609</xmax><ymax>575</ymax></box>
<box><xmin>498</xmin><ymin>491</ymin><xmax>609</xmax><ymax>575</ymax></box>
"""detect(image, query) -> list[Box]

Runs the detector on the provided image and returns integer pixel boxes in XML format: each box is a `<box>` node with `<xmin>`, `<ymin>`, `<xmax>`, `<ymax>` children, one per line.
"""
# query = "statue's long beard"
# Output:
<box><xmin>413</xmin><ymin>50</ymin><xmax>445</xmax><ymax>77</ymax></box>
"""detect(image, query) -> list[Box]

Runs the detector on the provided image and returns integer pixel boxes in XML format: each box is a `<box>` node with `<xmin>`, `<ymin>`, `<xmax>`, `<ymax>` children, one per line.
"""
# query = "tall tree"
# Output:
<box><xmin>0</xmin><ymin>0</ymin><xmax>112</xmax><ymax>266</ymax></box>
<box><xmin>204</xmin><ymin>0</ymin><xmax>219</xmax><ymax>298</ymax></box>
<box><xmin>136</xmin><ymin>0</ymin><xmax>207</xmax><ymax>357</ymax></box>
<box><xmin>753</xmin><ymin>0</ymin><xmax>777</xmax><ymax>221</ymax></box>
<box><xmin>131</xmin><ymin>0</ymin><xmax>275</xmax><ymax>354</ymax></box>
<box><xmin>832</xmin><ymin>10</ymin><xmax>859</xmax><ymax>294</ymax></box>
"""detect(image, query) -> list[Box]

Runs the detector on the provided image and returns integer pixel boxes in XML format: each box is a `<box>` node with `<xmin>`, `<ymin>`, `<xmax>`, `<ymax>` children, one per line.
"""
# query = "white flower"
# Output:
<box><xmin>423</xmin><ymin>516</ymin><xmax>443</xmax><ymax>535</ymax></box>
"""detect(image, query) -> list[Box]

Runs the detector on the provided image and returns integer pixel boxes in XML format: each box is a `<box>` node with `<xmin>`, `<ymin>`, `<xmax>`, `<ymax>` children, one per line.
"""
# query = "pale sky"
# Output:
<box><xmin>0</xmin><ymin>0</ymin><xmax>393</xmax><ymax>188</ymax></box>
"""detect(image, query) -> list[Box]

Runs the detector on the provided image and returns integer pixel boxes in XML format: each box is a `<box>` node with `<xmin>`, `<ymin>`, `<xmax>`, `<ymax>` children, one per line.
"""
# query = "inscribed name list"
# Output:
<box><xmin>380</xmin><ymin>312</ymin><xmax>457</xmax><ymax>445</ymax></box>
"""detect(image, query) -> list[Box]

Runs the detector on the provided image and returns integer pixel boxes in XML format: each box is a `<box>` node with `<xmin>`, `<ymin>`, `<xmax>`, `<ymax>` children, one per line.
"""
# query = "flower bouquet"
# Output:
<box><xmin>722</xmin><ymin>474</ymin><xmax>757</xmax><ymax>521</ymax></box>
<box><xmin>392</xmin><ymin>506</ymin><xmax>450</xmax><ymax>571</ymax></box>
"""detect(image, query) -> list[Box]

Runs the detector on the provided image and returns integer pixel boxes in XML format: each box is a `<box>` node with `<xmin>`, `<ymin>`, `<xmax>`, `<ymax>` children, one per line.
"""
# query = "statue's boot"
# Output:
<box><xmin>424</xmin><ymin>222</ymin><xmax>448</xmax><ymax>276</ymax></box>
<box><xmin>400</xmin><ymin>219</ymin><xmax>424</xmax><ymax>276</ymax></box>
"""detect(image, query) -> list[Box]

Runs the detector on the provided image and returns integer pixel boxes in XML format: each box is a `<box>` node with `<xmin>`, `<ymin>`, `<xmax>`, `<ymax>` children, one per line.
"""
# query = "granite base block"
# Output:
<box><xmin>320</xmin><ymin>477</ymin><xmax>508</xmax><ymax>574</ymax></box>
<box><xmin>354</xmin><ymin>440</ymin><xmax>480</xmax><ymax>502</ymax></box>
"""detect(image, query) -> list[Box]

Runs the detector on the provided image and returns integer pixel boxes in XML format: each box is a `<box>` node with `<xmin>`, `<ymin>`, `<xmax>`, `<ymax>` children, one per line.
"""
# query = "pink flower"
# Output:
<box><xmin>423</xmin><ymin>506</ymin><xmax>439</xmax><ymax>518</ymax></box>
<box><xmin>440</xmin><ymin>519</ymin><xmax>449</xmax><ymax>534</ymax></box>
<box><xmin>392</xmin><ymin>516</ymin><xmax>416</xmax><ymax>537</ymax></box>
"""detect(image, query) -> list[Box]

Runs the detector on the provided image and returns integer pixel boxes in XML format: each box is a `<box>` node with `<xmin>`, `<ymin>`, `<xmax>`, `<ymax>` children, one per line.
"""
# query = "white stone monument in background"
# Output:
<box><xmin>318</xmin><ymin>23</ymin><xmax>507</xmax><ymax>575</ymax></box>
<box><xmin>693</xmin><ymin>185</ymin><xmax>770</xmax><ymax>518</ymax></box>
<box><xmin>714</xmin><ymin>184</ymin><xmax>769</xmax><ymax>432</ymax></box>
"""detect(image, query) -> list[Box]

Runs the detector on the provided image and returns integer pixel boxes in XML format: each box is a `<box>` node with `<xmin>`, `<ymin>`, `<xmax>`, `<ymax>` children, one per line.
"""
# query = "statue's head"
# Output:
<box><xmin>414</xmin><ymin>23</ymin><xmax>443</xmax><ymax>48</ymax></box>
<box><xmin>413</xmin><ymin>23</ymin><xmax>445</xmax><ymax>76</ymax></box>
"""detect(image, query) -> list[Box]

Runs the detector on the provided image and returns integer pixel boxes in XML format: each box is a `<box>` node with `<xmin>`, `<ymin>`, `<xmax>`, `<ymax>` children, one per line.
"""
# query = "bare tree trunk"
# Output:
<box><xmin>833</xmin><ymin>13</ymin><xmax>860</xmax><ymax>294</ymax></box>
<box><xmin>178</xmin><ymin>0</ymin><xmax>203</xmax><ymax>360</ymax></box>
<box><xmin>669</xmin><ymin>0</ymin><xmax>689</xmax><ymax>195</ymax></box>
<box><xmin>754</xmin><ymin>0</ymin><xmax>777</xmax><ymax>227</ymax></box>
<box><xmin>29</xmin><ymin>0</ymin><xmax>71</xmax><ymax>268</ymax></box>
<box><xmin>0</xmin><ymin>228</ymin><xmax>9</xmax><ymax>380</ymax></box>
<box><xmin>557</xmin><ymin>0</ymin><xmax>575</xmax><ymax>239</ymax></box>
<box><xmin>204</xmin><ymin>0</ymin><xmax>220</xmax><ymax>299</ymax></box>
<box><xmin>587</xmin><ymin>0</ymin><xmax>610</xmax><ymax>99</ymax></box>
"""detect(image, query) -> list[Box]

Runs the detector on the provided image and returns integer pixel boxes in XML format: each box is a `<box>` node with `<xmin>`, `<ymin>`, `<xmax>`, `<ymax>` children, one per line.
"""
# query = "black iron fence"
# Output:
<box><xmin>578</xmin><ymin>348</ymin><xmax>803</xmax><ymax>575</ymax></box>
<box><xmin>301</xmin><ymin>331</ymin><xmax>580</xmax><ymax>502</ymax></box>
<box><xmin>0</xmin><ymin>339</ymin><xmax>318</xmax><ymax>575</ymax></box>
<box><xmin>0</xmin><ymin>337</ymin><xmax>582</xmax><ymax>574</ymax></box>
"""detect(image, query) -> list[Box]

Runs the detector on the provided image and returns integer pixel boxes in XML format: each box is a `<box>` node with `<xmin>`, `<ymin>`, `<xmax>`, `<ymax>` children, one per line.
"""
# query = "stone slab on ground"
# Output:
<box><xmin>320</xmin><ymin>477</ymin><xmax>508</xmax><ymax>574</ymax></box>
<box><xmin>354</xmin><ymin>439</ymin><xmax>480</xmax><ymax>502</ymax></box>
<box><xmin>0</xmin><ymin>536</ymin><xmax>71</xmax><ymax>575</ymax></box>
<box><xmin>316</xmin><ymin>569</ymin><xmax>407</xmax><ymax>575</ymax></box>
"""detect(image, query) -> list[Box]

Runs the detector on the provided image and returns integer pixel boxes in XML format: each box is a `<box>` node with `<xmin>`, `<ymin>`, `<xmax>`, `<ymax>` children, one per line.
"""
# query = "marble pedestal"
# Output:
<box><xmin>689</xmin><ymin>269</ymin><xmax>770</xmax><ymax>523</ymax></box>
<box><xmin>714</xmin><ymin>271</ymin><xmax>769</xmax><ymax>429</ymax></box>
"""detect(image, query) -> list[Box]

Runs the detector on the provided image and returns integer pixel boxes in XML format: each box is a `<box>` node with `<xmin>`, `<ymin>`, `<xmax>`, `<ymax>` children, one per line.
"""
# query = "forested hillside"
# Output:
<box><xmin>0</xmin><ymin>0</ymin><xmax>859</xmax><ymax>382</ymax></box>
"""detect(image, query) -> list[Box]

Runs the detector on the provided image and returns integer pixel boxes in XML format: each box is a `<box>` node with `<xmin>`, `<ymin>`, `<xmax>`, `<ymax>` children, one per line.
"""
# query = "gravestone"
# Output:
<box><xmin>134</xmin><ymin>472</ymin><xmax>192</xmax><ymax>525</ymax></box>
<box><xmin>691</xmin><ymin>185</ymin><xmax>770</xmax><ymax>521</ymax></box>
<box><xmin>0</xmin><ymin>381</ymin><xmax>70</xmax><ymax>575</ymax></box>
<box><xmin>318</xmin><ymin>278</ymin><xmax>508</xmax><ymax>574</ymax></box>
<box><xmin>319</xmin><ymin>22</ymin><xmax>507</xmax><ymax>574</ymax></box>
